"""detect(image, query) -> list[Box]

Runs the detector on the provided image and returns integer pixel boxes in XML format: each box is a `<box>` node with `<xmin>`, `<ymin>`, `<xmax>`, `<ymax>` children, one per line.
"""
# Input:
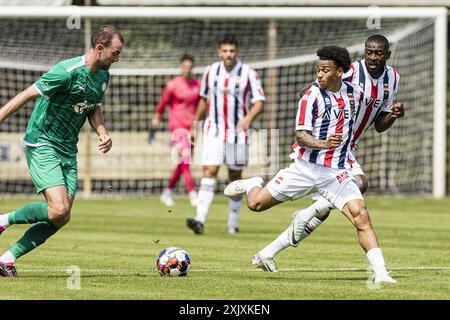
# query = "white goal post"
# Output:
<box><xmin>0</xmin><ymin>6</ymin><xmax>447</xmax><ymax>198</ymax></box>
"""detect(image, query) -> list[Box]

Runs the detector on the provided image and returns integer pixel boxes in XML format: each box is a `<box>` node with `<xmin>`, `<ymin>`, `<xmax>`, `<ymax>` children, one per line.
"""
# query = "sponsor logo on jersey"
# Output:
<box><xmin>323</xmin><ymin>109</ymin><xmax>353</xmax><ymax>120</ymax></box>
<box><xmin>336</xmin><ymin>171</ymin><xmax>350</xmax><ymax>183</ymax></box>
<box><xmin>73</xmin><ymin>101</ymin><xmax>97</xmax><ymax>114</ymax></box>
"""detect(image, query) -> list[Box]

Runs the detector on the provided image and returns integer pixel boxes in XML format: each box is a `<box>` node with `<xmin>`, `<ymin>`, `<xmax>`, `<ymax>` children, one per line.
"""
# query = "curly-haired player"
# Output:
<box><xmin>224</xmin><ymin>45</ymin><xmax>397</xmax><ymax>284</ymax></box>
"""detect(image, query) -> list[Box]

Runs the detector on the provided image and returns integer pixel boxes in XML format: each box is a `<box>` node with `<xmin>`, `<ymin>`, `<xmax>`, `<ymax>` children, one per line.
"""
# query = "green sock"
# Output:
<box><xmin>9</xmin><ymin>221</ymin><xmax>59</xmax><ymax>260</ymax></box>
<box><xmin>7</xmin><ymin>202</ymin><xmax>49</xmax><ymax>225</ymax></box>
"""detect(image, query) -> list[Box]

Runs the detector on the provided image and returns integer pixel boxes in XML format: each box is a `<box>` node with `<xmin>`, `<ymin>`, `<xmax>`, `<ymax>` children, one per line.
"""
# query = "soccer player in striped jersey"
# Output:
<box><xmin>256</xmin><ymin>35</ymin><xmax>405</xmax><ymax>265</ymax></box>
<box><xmin>224</xmin><ymin>45</ymin><xmax>397</xmax><ymax>283</ymax></box>
<box><xmin>151</xmin><ymin>54</ymin><xmax>201</xmax><ymax>208</ymax></box>
<box><xmin>0</xmin><ymin>26</ymin><xmax>123</xmax><ymax>277</ymax></box>
<box><xmin>186</xmin><ymin>35</ymin><xmax>265</xmax><ymax>235</ymax></box>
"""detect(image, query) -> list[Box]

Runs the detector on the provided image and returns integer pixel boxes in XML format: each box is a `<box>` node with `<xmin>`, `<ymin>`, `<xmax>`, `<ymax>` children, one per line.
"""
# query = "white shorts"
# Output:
<box><xmin>310</xmin><ymin>157</ymin><xmax>365</xmax><ymax>202</ymax></box>
<box><xmin>201</xmin><ymin>135</ymin><xmax>249</xmax><ymax>171</ymax></box>
<box><xmin>266</xmin><ymin>159</ymin><xmax>363</xmax><ymax>211</ymax></box>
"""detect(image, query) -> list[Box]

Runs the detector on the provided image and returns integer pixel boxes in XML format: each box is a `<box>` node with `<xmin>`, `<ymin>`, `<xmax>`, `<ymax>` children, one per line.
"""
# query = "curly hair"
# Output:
<box><xmin>316</xmin><ymin>45</ymin><xmax>351</xmax><ymax>73</ymax></box>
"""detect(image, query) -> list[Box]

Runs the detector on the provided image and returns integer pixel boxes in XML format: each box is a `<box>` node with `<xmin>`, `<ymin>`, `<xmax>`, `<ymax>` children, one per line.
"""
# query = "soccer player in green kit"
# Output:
<box><xmin>0</xmin><ymin>25</ymin><xmax>124</xmax><ymax>277</ymax></box>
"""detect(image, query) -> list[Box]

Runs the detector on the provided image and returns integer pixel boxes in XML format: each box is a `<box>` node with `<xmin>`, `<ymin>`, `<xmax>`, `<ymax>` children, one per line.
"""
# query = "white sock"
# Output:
<box><xmin>189</xmin><ymin>190</ymin><xmax>198</xmax><ymax>206</ymax></box>
<box><xmin>259</xmin><ymin>226</ymin><xmax>290</xmax><ymax>258</ymax></box>
<box><xmin>227</xmin><ymin>197</ymin><xmax>242</xmax><ymax>228</ymax></box>
<box><xmin>0</xmin><ymin>213</ymin><xmax>11</xmax><ymax>229</ymax></box>
<box><xmin>297</xmin><ymin>197</ymin><xmax>334</xmax><ymax>240</ymax></box>
<box><xmin>243</xmin><ymin>177</ymin><xmax>263</xmax><ymax>195</ymax></box>
<box><xmin>0</xmin><ymin>250</ymin><xmax>16</xmax><ymax>265</ymax></box>
<box><xmin>300</xmin><ymin>217</ymin><xmax>324</xmax><ymax>241</ymax></box>
<box><xmin>195</xmin><ymin>177</ymin><xmax>216</xmax><ymax>224</ymax></box>
<box><xmin>366</xmin><ymin>247</ymin><xmax>387</xmax><ymax>274</ymax></box>
<box><xmin>308</xmin><ymin>196</ymin><xmax>335</xmax><ymax>215</ymax></box>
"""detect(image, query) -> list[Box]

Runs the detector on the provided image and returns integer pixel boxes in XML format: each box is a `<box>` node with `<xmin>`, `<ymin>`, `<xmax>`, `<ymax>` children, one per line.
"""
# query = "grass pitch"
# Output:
<box><xmin>0</xmin><ymin>195</ymin><xmax>449</xmax><ymax>300</ymax></box>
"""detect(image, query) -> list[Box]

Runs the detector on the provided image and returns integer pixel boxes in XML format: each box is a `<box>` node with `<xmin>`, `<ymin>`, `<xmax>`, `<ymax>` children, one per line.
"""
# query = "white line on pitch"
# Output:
<box><xmin>16</xmin><ymin>266</ymin><xmax>450</xmax><ymax>273</ymax></box>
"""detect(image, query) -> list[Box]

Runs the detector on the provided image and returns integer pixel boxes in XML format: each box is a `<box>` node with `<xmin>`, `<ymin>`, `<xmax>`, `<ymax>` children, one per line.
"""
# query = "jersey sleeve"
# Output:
<box><xmin>295</xmin><ymin>89</ymin><xmax>317</xmax><ymax>132</ymax></box>
<box><xmin>155</xmin><ymin>80</ymin><xmax>173</xmax><ymax>115</ymax></box>
<box><xmin>199</xmin><ymin>66</ymin><xmax>210</xmax><ymax>99</ymax></box>
<box><xmin>382</xmin><ymin>70</ymin><xmax>400</xmax><ymax>113</ymax></box>
<box><xmin>248</xmin><ymin>68</ymin><xmax>265</xmax><ymax>104</ymax></box>
<box><xmin>33</xmin><ymin>63</ymin><xmax>70</xmax><ymax>100</ymax></box>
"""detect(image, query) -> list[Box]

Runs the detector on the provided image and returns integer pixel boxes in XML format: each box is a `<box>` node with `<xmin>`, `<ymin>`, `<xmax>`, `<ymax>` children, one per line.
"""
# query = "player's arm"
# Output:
<box><xmin>151</xmin><ymin>84</ymin><xmax>171</xmax><ymax>130</ymax></box>
<box><xmin>88</xmin><ymin>105</ymin><xmax>112</xmax><ymax>154</ymax></box>
<box><xmin>236</xmin><ymin>68</ymin><xmax>265</xmax><ymax>131</ymax></box>
<box><xmin>374</xmin><ymin>103</ymin><xmax>405</xmax><ymax>133</ymax></box>
<box><xmin>296</xmin><ymin>130</ymin><xmax>342</xmax><ymax>149</ymax></box>
<box><xmin>375</xmin><ymin>71</ymin><xmax>402</xmax><ymax>132</ymax></box>
<box><xmin>236</xmin><ymin>100</ymin><xmax>264</xmax><ymax>132</ymax></box>
<box><xmin>189</xmin><ymin>97</ymin><xmax>207</xmax><ymax>143</ymax></box>
<box><xmin>0</xmin><ymin>85</ymin><xmax>40</xmax><ymax>123</ymax></box>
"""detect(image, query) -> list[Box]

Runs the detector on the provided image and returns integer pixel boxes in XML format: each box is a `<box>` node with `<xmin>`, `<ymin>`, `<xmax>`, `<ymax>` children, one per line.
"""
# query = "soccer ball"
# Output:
<box><xmin>156</xmin><ymin>247</ymin><xmax>191</xmax><ymax>277</ymax></box>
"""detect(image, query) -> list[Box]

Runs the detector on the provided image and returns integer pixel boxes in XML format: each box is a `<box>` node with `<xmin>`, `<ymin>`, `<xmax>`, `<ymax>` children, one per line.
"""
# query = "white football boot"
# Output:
<box><xmin>224</xmin><ymin>177</ymin><xmax>264</xmax><ymax>197</ymax></box>
<box><xmin>160</xmin><ymin>188</ymin><xmax>175</xmax><ymax>207</ymax></box>
<box><xmin>252</xmin><ymin>253</ymin><xmax>279</xmax><ymax>272</ymax></box>
<box><xmin>374</xmin><ymin>271</ymin><xmax>398</xmax><ymax>284</ymax></box>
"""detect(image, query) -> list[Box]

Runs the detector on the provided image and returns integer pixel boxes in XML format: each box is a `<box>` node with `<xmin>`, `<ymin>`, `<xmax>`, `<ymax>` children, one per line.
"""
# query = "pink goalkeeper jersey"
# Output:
<box><xmin>155</xmin><ymin>75</ymin><xmax>201</xmax><ymax>132</ymax></box>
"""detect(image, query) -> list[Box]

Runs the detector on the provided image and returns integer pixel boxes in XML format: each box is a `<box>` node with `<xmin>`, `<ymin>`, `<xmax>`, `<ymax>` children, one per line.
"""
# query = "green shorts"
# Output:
<box><xmin>25</xmin><ymin>145</ymin><xmax>78</xmax><ymax>197</ymax></box>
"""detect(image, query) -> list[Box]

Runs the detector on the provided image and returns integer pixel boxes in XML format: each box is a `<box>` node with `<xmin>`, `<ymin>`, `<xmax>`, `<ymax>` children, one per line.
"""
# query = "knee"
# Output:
<box><xmin>48</xmin><ymin>203</ymin><xmax>71</xmax><ymax>227</ymax></box>
<box><xmin>351</xmin><ymin>206</ymin><xmax>372</xmax><ymax>231</ymax></box>
<box><xmin>247</xmin><ymin>199</ymin><xmax>265</xmax><ymax>212</ymax></box>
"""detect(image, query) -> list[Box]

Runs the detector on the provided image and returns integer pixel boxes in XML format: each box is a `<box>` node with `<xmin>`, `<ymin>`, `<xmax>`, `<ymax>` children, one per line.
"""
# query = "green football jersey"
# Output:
<box><xmin>24</xmin><ymin>55</ymin><xmax>110</xmax><ymax>156</ymax></box>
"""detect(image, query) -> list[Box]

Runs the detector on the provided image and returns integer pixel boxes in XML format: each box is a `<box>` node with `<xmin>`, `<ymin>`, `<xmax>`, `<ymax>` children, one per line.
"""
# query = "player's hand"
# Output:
<box><xmin>236</xmin><ymin>118</ymin><xmax>251</xmax><ymax>132</ymax></box>
<box><xmin>325</xmin><ymin>133</ymin><xmax>342</xmax><ymax>149</ymax></box>
<box><xmin>390</xmin><ymin>102</ymin><xmax>405</xmax><ymax>119</ymax></box>
<box><xmin>189</xmin><ymin>127</ymin><xmax>196</xmax><ymax>146</ymax></box>
<box><xmin>151</xmin><ymin>117</ymin><xmax>159</xmax><ymax>130</ymax></box>
<box><xmin>98</xmin><ymin>133</ymin><xmax>112</xmax><ymax>153</ymax></box>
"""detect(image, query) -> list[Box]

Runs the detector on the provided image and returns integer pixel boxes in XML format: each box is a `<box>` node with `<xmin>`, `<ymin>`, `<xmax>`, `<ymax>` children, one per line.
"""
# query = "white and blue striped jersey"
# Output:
<box><xmin>344</xmin><ymin>59</ymin><xmax>400</xmax><ymax>147</ymax></box>
<box><xmin>200</xmin><ymin>60</ymin><xmax>265</xmax><ymax>144</ymax></box>
<box><xmin>290</xmin><ymin>81</ymin><xmax>363</xmax><ymax>169</ymax></box>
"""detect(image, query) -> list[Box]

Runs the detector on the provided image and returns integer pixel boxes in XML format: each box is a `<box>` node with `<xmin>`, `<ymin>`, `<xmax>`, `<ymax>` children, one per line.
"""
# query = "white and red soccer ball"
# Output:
<box><xmin>156</xmin><ymin>247</ymin><xmax>191</xmax><ymax>277</ymax></box>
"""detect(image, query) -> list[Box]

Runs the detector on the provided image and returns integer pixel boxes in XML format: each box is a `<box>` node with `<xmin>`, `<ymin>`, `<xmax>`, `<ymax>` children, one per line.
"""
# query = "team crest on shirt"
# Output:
<box><xmin>336</xmin><ymin>171</ymin><xmax>350</xmax><ymax>184</ymax></box>
<box><xmin>348</xmin><ymin>93</ymin><xmax>355</xmax><ymax>109</ymax></box>
<box><xmin>274</xmin><ymin>176</ymin><xmax>284</xmax><ymax>185</ymax></box>
<box><xmin>102</xmin><ymin>82</ymin><xmax>107</xmax><ymax>91</ymax></box>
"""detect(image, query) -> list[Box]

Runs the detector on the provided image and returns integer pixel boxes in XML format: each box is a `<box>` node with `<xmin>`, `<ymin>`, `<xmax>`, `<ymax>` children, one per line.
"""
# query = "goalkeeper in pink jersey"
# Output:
<box><xmin>151</xmin><ymin>54</ymin><xmax>201</xmax><ymax>207</ymax></box>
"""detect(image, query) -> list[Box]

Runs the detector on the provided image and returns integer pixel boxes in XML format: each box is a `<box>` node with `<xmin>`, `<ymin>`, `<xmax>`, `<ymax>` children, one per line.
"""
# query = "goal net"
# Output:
<box><xmin>0</xmin><ymin>7</ymin><xmax>446</xmax><ymax>197</ymax></box>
